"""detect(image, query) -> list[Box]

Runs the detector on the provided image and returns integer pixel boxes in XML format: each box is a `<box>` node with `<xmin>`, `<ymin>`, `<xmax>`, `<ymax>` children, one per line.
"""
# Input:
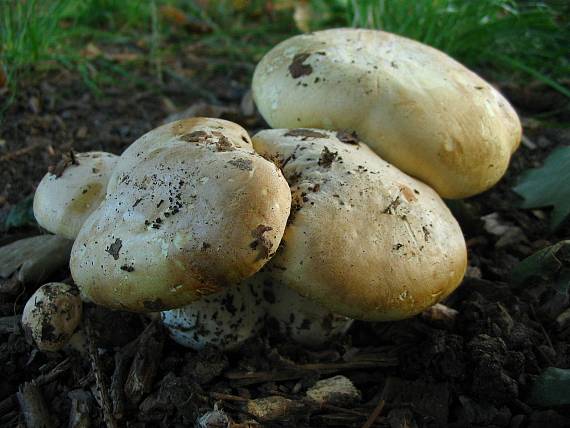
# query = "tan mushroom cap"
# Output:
<box><xmin>252</xmin><ymin>28</ymin><xmax>522</xmax><ymax>199</ymax></box>
<box><xmin>22</xmin><ymin>282</ymin><xmax>83</xmax><ymax>352</ymax></box>
<box><xmin>252</xmin><ymin>129</ymin><xmax>467</xmax><ymax>321</ymax></box>
<box><xmin>33</xmin><ymin>152</ymin><xmax>118</xmax><ymax>239</ymax></box>
<box><xmin>70</xmin><ymin>118</ymin><xmax>291</xmax><ymax>312</ymax></box>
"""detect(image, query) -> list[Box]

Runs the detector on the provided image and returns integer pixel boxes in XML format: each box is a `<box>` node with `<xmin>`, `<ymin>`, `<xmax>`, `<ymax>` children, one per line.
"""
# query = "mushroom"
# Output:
<box><xmin>252</xmin><ymin>28</ymin><xmax>521</xmax><ymax>199</ymax></box>
<box><xmin>33</xmin><ymin>151</ymin><xmax>118</xmax><ymax>240</ymax></box>
<box><xmin>70</xmin><ymin>118</ymin><xmax>291</xmax><ymax>312</ymax></box>
<box><xmin>161</xmin><ymin>279</ymin><xmax>265</xmax><ymax>350</ymax></box>
<box><xmin>252</xmin><ymin>128</ymin><xmax>467</xmax><ymax>321</ymax></box>
<box><xmin>22</xmin><ymin>282</ymin><xmax>83</xmax><ymax>352</ymax></box>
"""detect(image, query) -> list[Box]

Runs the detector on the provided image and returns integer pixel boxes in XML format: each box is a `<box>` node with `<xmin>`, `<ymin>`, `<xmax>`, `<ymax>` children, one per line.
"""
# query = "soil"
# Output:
<box><xmin>0</xmin><ymin>64</ymin><xmax>569</xmax><ymax>427</ymax></box>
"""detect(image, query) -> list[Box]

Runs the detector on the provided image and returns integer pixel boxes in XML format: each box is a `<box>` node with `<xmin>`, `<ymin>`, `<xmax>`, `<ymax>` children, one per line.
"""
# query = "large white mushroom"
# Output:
<box><xmin>252</xmin><ymin>128</ymin><xmax>467</xmax><ymax>321</ymax></box>
<box><xmin>33</xmin><ymin>151</ymin><xmax>118</xmax><ymax>240</ymax></box>
<box><xmin>252</xmin><ymin>28</ymin><xmax>522</xmax><ymax>199</ymax></box>
<box><xmin>70</xmin><ymin>118</ymin><xmax>291</xmax><ymax>312</ymax></box>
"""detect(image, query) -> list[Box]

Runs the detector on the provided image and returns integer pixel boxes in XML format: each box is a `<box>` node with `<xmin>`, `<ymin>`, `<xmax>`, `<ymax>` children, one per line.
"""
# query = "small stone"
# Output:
<box><xmin>306</xmin><ymin>375</ymin><xmax>361</xmax><ymax>406</ymax></box>
<box><xmin>246</xmin><ymin>396</ymin><xmax>305</xmax><ymax>422</ymax></box>
<box><xmin>196</xmin><ymin>404</ymin><xmax>230</xmax><ymax>428</ymax></box>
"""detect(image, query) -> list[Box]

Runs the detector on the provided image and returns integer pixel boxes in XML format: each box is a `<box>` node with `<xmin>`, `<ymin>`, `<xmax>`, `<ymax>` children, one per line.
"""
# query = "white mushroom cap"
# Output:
<box><xmin>252</xmin><ymin>128</ymin><xmax>467</xmax><ymax>321</ymax></box>
<box><xmin>252</xmin><ymin>28</ymin><xmax>521</xmax><ymax>199</ymax></box>
<box><xmin>161</xmin><ymin>280</ymin><xmax>265</xmax><ymax>350</ymax></box>
<box><xmin>22</xmin><ymin>282</ymin><xmax>83</xmax><ymax>352</ymax></box>
<box><xmin>33</xmin><ymin>151</ymin><xmax>118</xmax><ymax>239</ymax></box>
<box><xmin>262</xmin><ymin>276</ymin><xmax>353</xmax><ymax>347</ymax></box>
<box><xmin>71</xmin><ymin>118</ymin><xmax>291</xmax><ymax>312</ymax></box>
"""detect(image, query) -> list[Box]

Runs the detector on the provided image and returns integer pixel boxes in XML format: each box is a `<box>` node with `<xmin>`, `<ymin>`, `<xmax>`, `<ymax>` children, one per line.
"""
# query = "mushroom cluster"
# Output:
<box><xmin>24</xmin><ymin>28</ymin><xmax>521</xmax><ymax>352</ymax></box>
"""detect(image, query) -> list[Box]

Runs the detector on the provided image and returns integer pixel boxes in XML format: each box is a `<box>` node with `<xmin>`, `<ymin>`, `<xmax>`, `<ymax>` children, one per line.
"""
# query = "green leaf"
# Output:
<box><xmin>3</xmin><ymin>195</ymin><xmax>36</xmax><ymax>230</ymax></box>
<box><xmin>513</xmin><ymin>146</ymin><xmax>570</xmax><ymax>230</ymax></box>
<box><xmin>511</xmin><ymin>240</ymin><xmax>570</xmax><ymax>294</ymax></box>
<box><xmin>529</xmin><ymin>367</ymin><xmax>570</xmax><ymax>407</ymax></box>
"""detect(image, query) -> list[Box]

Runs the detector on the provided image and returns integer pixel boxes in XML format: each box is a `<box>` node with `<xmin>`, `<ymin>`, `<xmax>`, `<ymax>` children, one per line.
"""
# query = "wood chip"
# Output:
<box><xmin>17</xmin><ymin>382</ymin><xmax>55</xmax><ymax>428</ymax></box>
<box><xmin>124</xmin><ymin>321</ymin><xmax>164</xmax><ymax>406</ymax></box>
<box><xmin>0</xmin><ymin>235</ymin><xmax>73</xmax><ymax>284</ymax></box>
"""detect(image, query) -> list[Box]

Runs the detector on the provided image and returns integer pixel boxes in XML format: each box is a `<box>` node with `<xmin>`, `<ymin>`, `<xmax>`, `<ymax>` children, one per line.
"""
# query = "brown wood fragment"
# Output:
<box><xmin>361</xmin><ymin>378</ymin><xmax>391</xmax><ymax>428</ymax></box>
<box><xmin>124</xmin><ymin>321</ymin><xmax>164</xmax><ymax>406</ymax></box>
<box><xmin>110</xmin><ymin>339</ymin><xmax>138</xmax><ymax>419</ymax></box>
<box><xmin>17</xmin><ymin>381</ymin><xmax>55</xmax><ymax>428</ymax></box>
<box><xmin>362</xmin><ymin>399</ymin><xmax>385</xmax><ymax>428</ymax></box>
<box><xmin>86</xmin><ymin>315</ymin><xmax>117</xmax><ymax>428</ymax></box>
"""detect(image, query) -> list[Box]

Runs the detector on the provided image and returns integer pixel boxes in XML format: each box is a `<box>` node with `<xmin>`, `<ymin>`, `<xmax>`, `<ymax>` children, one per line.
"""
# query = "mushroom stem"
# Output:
<box><xmin>160</xmin><ymin>281</ymin><xmax>265</xmax><ymax>350</ymax></box>
<box><xmin>264</xmin><ymin>279</ymin><xmax>353</xmax><ymax>347</ymax></box>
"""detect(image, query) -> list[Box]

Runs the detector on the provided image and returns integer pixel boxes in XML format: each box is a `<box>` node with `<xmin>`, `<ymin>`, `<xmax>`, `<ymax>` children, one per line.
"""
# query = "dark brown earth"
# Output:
<box><xmin>0</xmin><ymin>67</ymin><xmax>569</xmax><ymax>427</ymax></box>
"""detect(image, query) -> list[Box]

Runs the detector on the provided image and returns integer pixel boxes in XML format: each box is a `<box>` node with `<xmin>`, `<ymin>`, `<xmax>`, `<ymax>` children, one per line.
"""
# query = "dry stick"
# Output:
<box><xmin>85</xmin><ymin>316</ymin><xmax>118</xmax><ymax>428</ymax></box>
<box><xmin>17</xmin><ymin>381</ymin><xmax>55</xmax><ymax>428</ymax></box>
<box><xmin>361</xmin><ymin>378</ymin><xmax>392</xmax><ymax>428</ymax></box>
<box><xmin>210</xmin><ymin>392</ymin><xmax>249</xmax><ymax>403</ymax></box>
<box><xmin>224</xmin><ymin>356</ymin><xmax>397</xmax><ymax>386</ymax></box>
<box><xmin>35</xmin><ymin>357</ymin><xmax>73</xmax><ymax>385</ymax></box>
<box><xmin>360</xmin><ymin>399</ymin><xmax>385</xmax><ymax>428</ymax></box>
<box><xmin>110</xmin><ymin>338</ymin><xmax>139</xmax><ymax>419</ymax></box>
<box><xmin>0</xmin><ymin>141</ymin><xmax>43</xmax><ymax>162</ymax></box>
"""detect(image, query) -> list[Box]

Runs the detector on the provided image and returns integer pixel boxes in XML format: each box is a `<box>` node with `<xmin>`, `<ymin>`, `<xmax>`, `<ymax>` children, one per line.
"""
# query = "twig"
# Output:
<box><xmin>110</xmin><ymin>338</ymin><xmax>139</xmax><ymax>419</ymax></box>
<box><xmin>361</xmin><ymin>399</ymin><xmax>385</xmax><ymax>428</ymax></box>
<box><xmin>224</xmin><ymin>355</ymin><xmax>397</xmax><ymax>386</ymax></box>
<box><xmin>0</xmin><ymin>140</ymin><xmax>44</xmax><ymax>162</ymax></box>
<box><xmin>210</xmin><ymin>392</ymin><xmax>249</xmax><ymax>402</ymax></box>
<box><xmin>85</xmin><ymin>315</ymin><xmax>118</xmax><ymax>428</ymax></box>
<box><xmin>361</xmin><ymin>378</ymin><xmax>392</xmax><ymax>428</ymax></box>
<box><xmin>35</xmin><ymin>357</ymin><xmax>72</xmax><ymax>385</ymax></box>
